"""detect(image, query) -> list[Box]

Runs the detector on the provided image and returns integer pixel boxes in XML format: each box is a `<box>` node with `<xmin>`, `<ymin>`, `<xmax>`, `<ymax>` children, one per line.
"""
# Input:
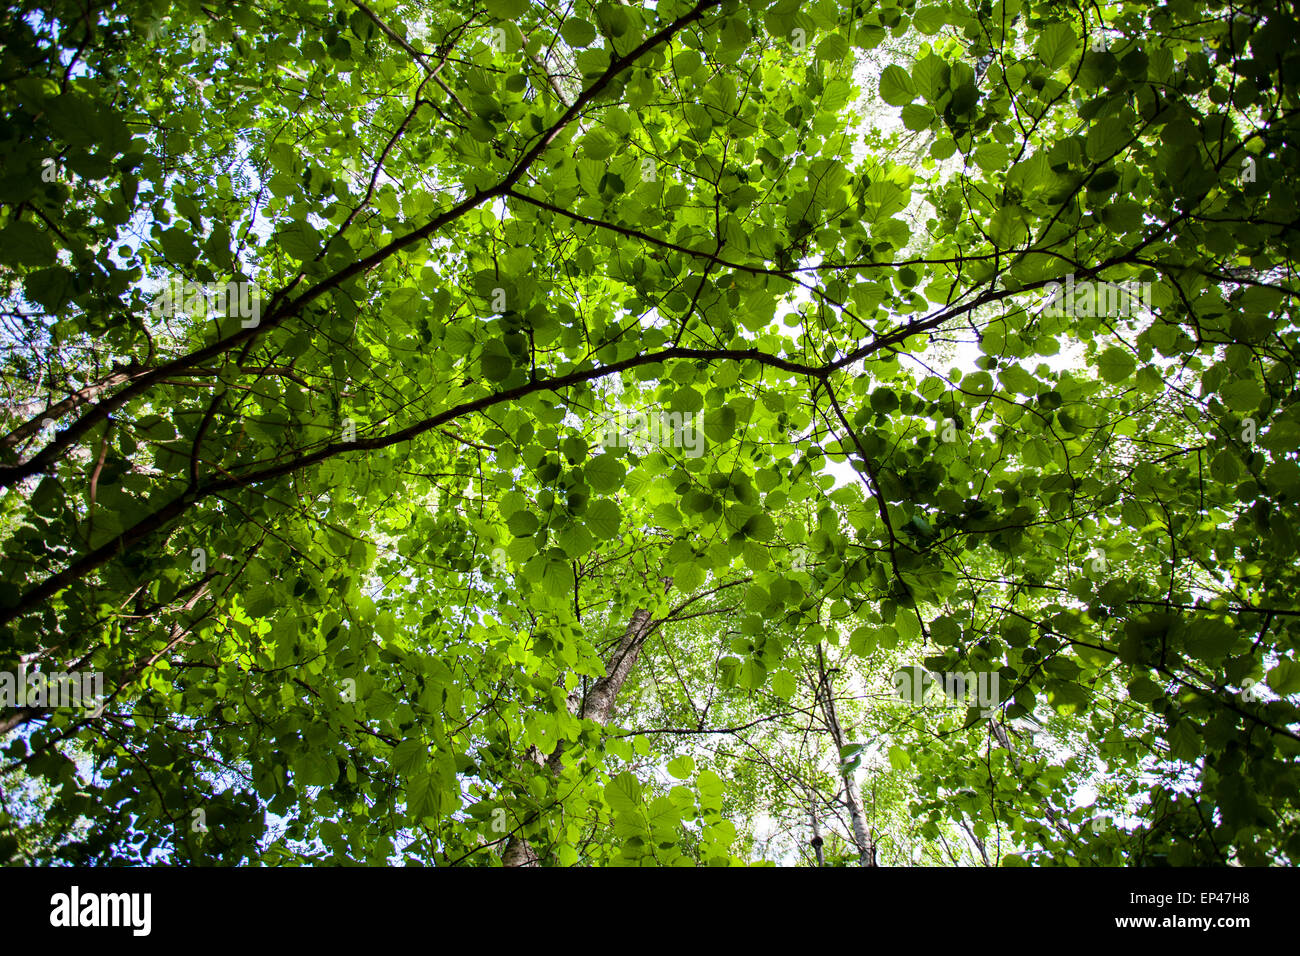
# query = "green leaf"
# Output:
<box><xmin>879</xmin><ymin>64</ymin><xmax>916</xmax><ymax>106</ymax></box>
<box><xmin>24</xmin><ymin>267</ymin><xmax>73</xmax><ymax>310</ymax></box>
<box><xmin>667</xmin><ymin>755</ymin><xmax>695</xmax><ymax>779</ymax></box>
<box><xmin>561</xmin><ymin>18</ymin><xmax>597</xmax><ymax>46</ymax></box>
<box><xmin>1180</xmin><ymin>618</ymin><xmax>1236</xmax><ymax>662</ymax></box>
<box><xmin>293</xmin><ymin>749</ymin><xmax>340</xmax><ymax>787</ymax></box>
<box><xmin>507</xmin><ymin>509</ymin><xmax>540</xmax><ymax>537</ymax></box>
<box><xmin>1168</xmin><ymin>720</ymin><xmax>1200</xmax><ymax>760</ymax></box>
<box><xmin>277</xmin><ymin>220</ymin><xmax>321</xmax><ymax>261</ymax></box>
<box><xmin>1097</xmin><ymin>346</ymin><xmax>1136</xmax><ymax>384</ymax></box>
<box><xmin>389</xmin><ymin>738</ymin><xmax>427</xmax><ymax>779</ymax></box>
<box><xmin>1268</xmin><ymin>660</ymin><xmax>1300</xmax><ymax>696</ymax></box>
<box><xmin>912</xmin><ymin>54</ymin><xmax>950</xmax><ymax>101</ymax></box>
<box><xmin>1035</xmin><ymin>22</ymin><xmax>1078</xmax><ymax>70</ymax></box>
<box><xmin>703</xmin><ymin>405</ymin><xmax>737</xmax><ymax>443</ymax></box>
<box><xmin>849</xmin><ymin>625</ymin><xmax>877</xmax><ymax>655</ymax></box>
<box><xmin>585</xmin><ymin>454</ymin><xmax>626</xmax><ymax>492</ymax></box>
<box><xmin>930</xmin><ymin>616</ymin><xmax>961</xmax><ymax>646</ymax></box>
<box><xmin>541</xmin><ymin>558</ymin><xmax>575</xmax><ymax>598</ymax></box>
<box><xmin>1221</xmin><ymin>378</ymin><xmax>1263</xmax><ymax>412</ymax></box>
<box><xmin>815</xmin><ymin>33</ymin><xmax>849</xmax><ymax>63</ymax></box>
<box><xmin>585</xmin><ymin>498</ymin><xmax>622</xmax><ymax>539</ymax></box>
<box><xmin>901</xmin><ymin>103</ymin><xmax>934</xmax><ymax>131</ymax></box>
<box><xmin>486</xmin><ymin>0</ymin><xmax>528</xmax><ymax>18</ymax></box>
<box><xmin>480</xmin><ymin>341</ymin><xmax>515</xmax><ymax>382</ymax></box>
<box><xmin>771</xmin><ymin>670</ymin><xmax>798</xmax><ymax>700</ymax></box>
<box><xmin>46</xmin><ymin>93</ymin><xmax>106</xmax><ymax>147</ymax></box>
<box><xmin>159</xmin><ymin>227</ymin><xmax>199</xmax><ymax>263</ymax></box>
<box><xmin>870</xmin><ymin>387</ymin><xmax>899</xmax><ymax>414</ymax></box>
<box><xmin>0</xmin><ymin>221</ymin><xmax>56</xmax><ymax>267</ymax></box>
<box><xmin>606</xmin><ymin>772</ymin><xmax>642</xmax><ymax>813</ymax></box>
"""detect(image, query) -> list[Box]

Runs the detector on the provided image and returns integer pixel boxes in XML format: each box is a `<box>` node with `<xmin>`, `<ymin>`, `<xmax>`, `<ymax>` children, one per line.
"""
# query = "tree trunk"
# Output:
<box><xmin>810</xmin><ymin>804</ymin><xmax>825</xmax><ymax>867</ymax></box>
<box><xmin>503</xmin><ymin>602</ymin><xmax>661</xmax><ymax>865</ymax></box>
<box><xmin>815</xmin><ymin>644</ymin><xmax>875</xmax><ymax>866</ymax></box>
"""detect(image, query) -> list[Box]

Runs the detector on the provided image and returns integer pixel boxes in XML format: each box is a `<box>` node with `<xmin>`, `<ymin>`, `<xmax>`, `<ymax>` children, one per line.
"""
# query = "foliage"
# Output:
<box><xmin>1</xmin><ymin>0</ymin><xmax>1299</xmax><ymax>865</ymax></box>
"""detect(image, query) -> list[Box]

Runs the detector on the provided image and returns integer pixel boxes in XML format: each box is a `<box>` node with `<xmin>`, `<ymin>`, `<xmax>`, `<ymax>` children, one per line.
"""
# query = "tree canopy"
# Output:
<box><xmin>1</xmin><ymin>0</ymin><xmax>1299</xmax><ymax>866</ymax></box>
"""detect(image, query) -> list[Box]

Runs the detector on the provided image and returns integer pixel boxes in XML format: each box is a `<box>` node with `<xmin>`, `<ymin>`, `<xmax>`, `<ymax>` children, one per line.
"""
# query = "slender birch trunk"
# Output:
<box><xmin>502</xmin><ymin>605</ymin><xmax>659</xmax><ymax>866</ymax></box>
<box><xmin>815</xmin><ymin>643</ymin><xmax>875</xmax><ymax>866</ymax></box>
